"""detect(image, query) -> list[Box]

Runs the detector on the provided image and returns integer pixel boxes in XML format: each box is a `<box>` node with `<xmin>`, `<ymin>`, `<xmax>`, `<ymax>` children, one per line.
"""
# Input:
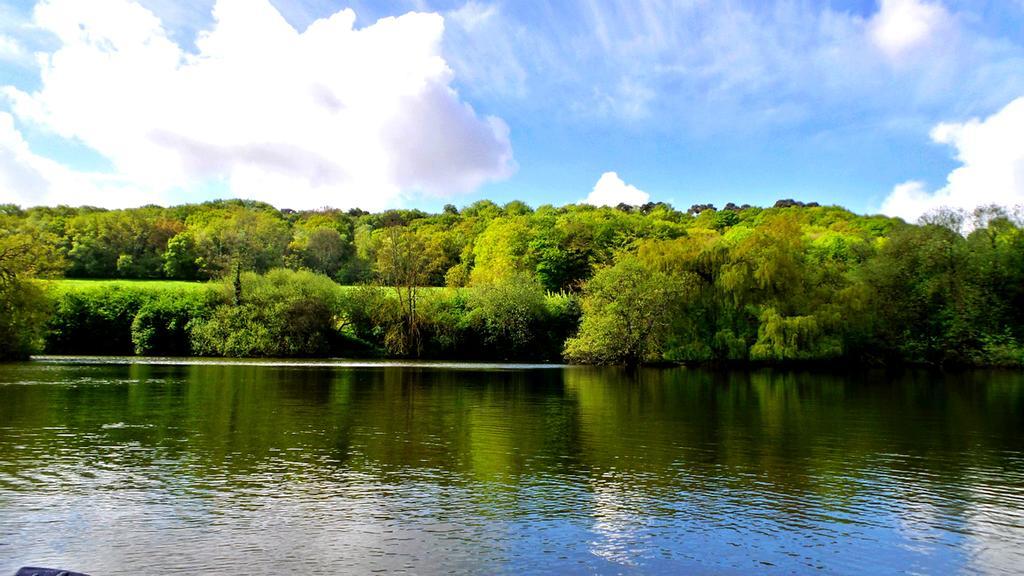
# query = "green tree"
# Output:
<box><xmin>469</xmin><ymin>272</ymin><xmax>548</xmax><ymax>357</ymax></box>
<box><xmin>375</xmin><ymin>225</ymin><xmax>441</xmax><ymax>356</ymax></box>
<box><xmin>163</xmin><ymin>232</ymin><xmax>200</xmax><ymax>279</ymax></box>
<box><xmin>564</xmin><ymin>255</ymin><xmax>685</xmax><ymax>365</ymax></box>
<box><xmin>0</xmin><ymin>216</ymin><xmax>65</xmax><ymax>360</ymax></box>
<box><xmin>190</xmin><ymin>208</ymin><xmax>291</xmax><ymax>278</ymax></box>
<box><xmin>860</xmin><ymin>223</ymin><xmax>978</xmax><ymax>363</ymax></box>
<box><xmin>469</xmin><ymin>216</ymin><xmax>533</xmax><ymax>284</ymax></box>
<box><xmin>287</xmin><ymin>226</ymin><xmax>353</xmax><ymax>278</ymax></box>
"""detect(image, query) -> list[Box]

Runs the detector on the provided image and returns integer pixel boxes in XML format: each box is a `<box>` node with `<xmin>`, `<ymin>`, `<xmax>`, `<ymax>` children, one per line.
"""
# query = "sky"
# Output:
<box><xmin>0</xmin><ymin>0</ymin><xmax>1023</xmax><ymax>221</ymax></box>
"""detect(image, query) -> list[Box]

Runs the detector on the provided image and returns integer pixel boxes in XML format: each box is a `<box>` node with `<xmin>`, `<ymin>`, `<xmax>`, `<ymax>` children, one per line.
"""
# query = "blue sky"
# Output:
<box><xmin>1</xmin><ymin>0</ymin><xmax>1023</xmax><ymax>220</ymax></box>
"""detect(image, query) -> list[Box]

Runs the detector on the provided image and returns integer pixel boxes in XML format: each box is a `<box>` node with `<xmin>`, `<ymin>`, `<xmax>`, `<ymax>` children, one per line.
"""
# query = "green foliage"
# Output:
<box><xmin>470</xmin><ymin>216</ymin><xmax>533</xmax><ymax>284</ymax></box>
<box><xmin>748</xmin><ymin>307</ymin><xmax>841</xmax><ymax>361</ymax></box>
<box><xmin>189</xmin><ymin>269</ymin><xmax>344</xmax><ymax>357</ymax></box>
<box><xmin>0</xmin><ymin>281</ymin><xmax>50</xmax><ymax>360</ymax></box>
<box><xmin>418</xmin><ymin>289</ymin><xmax>472</xmax><ymax>356</ymax></box>
<box><xmin>373</xmin><ymin>226</ymin><xmax>443</xmax><ymax>356</ymax></box>
<box><xmin>163</xmin><ymin>233</ymin><xmax>200</xmax><ymax>279</ymax></box>
<box><xmin>565</xmin><ymin>255</ymin><xmax>685</xmax><ymax>365</ymax></box>
<box><xmin>860</xmin><ymin>224</ymin><xmax>978</xmax><ymax>363</ymax></box>
<box><xmin>340</xmin><ymin>284</ymin><xmax>400</xmax><ymax>350</ymax></box>
<box><xmin>190</xmin><ymin>208</ymin><xmax>291</xmax><ymax>277</ymax></box>
<box><xmin>285</xmin><ymin>214</ymin><xmax>356</xmax><ymax>280</ymax></box>
<box><xmin>131</xmin><ymin>291</ymin><xmax>219</xmax><ymax>355</ymax></box>
<box><xmin>1</xmin><ymin>215</ymin><xmax>64</xmax><ymax>359</ymax></box>
<box><xmin>299</xmin><ymin>227</ymin><xmax>352</xmax><ymax>276</ymax></box>
<box><xmin>977</xmin><ymin>331</ymin><xmax>1024</xmax><ymax>367</ymax></box>
<box><xmin>64</xmin><ymin>208</ymin><xmax>181</xmax><ymax>278</ymax></box>
<box><xmin>4</xmin><ymin>198</ymin><xmax>1024</xmax><ymax>366</ymax></box>
<box><xmin>468</xmin><ymin>273</ymin><xmax>548</xmax><ymax>357</ymax></box>
<box><xmin>43</xmin><ymin>280</ymin><xmax>217</xmax><ymax>356</ymax></box>
<box><xmin>1</xmin><ymin>214</ymin><xmax>66</xmax><ymax>282</ymax></box>
<box><xmin>338</xmin><ymin>283</ymin><xmax>578</xmax><ymax>362</ymax></box>
<box><xmin>712</xmin><ymin>210</ymin><xmax>740</xmax><ymax>231</ymax></box>
<box><xmin>46</xmin><ymin>285</ymin><xmax>153</xmax><ymax>355</ymax></box>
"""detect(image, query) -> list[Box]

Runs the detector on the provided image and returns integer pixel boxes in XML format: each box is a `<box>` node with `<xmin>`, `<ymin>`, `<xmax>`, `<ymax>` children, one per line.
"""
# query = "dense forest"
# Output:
<box><xmin>1</xmin><ymin>199</ymin><xmax>1023</xmax><ymax>366</ymax></box>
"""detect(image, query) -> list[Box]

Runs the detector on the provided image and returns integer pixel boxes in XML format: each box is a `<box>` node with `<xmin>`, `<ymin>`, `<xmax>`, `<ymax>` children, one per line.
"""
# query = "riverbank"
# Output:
<box><xmin>37</xmin><ymin>273</ymin><xmax>579</xmax><ymax>362</ymax></box>
<box><xmin>5</xmin><ymin>201</ymin><xmax>1024</xmax><ymax>367</ymax></box>
<box><xmin>20</xmin><ymin>275</ymin><xmax>1023</xmax><ymax>368</ymax></box>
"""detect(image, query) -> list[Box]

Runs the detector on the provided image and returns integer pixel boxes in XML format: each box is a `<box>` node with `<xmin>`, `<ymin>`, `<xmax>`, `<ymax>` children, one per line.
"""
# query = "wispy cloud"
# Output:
<box><xmin>444</xmin><ymin>2</ymin><xmax>529</xmax><ymax>98</ymax></box>
<box><xmin>441</xmin><ymin>0</ymin><xmax>1024</xmax><ymax>134</ymax></box>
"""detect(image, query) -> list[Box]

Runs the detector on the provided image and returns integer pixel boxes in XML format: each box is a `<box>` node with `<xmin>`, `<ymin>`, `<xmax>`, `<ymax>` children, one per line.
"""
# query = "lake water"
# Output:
<box><xmin>1</xmin><ymin>359</ymin><xmax>1023</xmax><ymax>575</ymax></box>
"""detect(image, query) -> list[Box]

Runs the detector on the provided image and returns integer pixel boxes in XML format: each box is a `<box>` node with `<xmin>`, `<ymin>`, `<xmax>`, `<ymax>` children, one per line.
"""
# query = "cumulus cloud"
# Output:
<box><xmin>0</xmin><ymin>0</ymin><xmax>515</xmax><ymax>209</ymax></box>
<box><xmin>880</xmin><ymin>97</ymin><xmax>1024</xmax><ymax>222</ymax></box>
<box><xmin>583</xmin><ymin>172</ymin><xmax>649</xmax><ymax>207</ymax></box>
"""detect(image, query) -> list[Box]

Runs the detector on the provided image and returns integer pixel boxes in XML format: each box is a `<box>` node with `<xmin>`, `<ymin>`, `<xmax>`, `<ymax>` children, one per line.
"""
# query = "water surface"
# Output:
<box><xmin>1</xmin><ymin>359</ymin><xmax>1023</xmax><ymax>574</ymax></box>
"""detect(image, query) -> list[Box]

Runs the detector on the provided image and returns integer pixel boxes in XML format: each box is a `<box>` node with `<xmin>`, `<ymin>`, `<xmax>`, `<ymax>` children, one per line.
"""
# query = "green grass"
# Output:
<box><xmin>39</xmin><ymin>278</ymin><xmax>455</xmax><ymax>293</ymax></box>
<box><xmin>39</xmin><ymin>278</ymin><xmax>214</xmax><ymax>294</ymax></box>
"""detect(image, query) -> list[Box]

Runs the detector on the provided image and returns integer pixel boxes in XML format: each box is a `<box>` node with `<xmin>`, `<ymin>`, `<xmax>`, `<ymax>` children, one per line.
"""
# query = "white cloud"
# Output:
<box><xmin>583</xmin><ymin>171</ymin><xmax>649</xmax><ymax>207</ymax></box>
<box><xmin>880</xmin><ymin>96</ymin><xmax>1024</xmax><ymax>222</ymax></box>
<box><xmin>869</xmin><ymin>0</ymin><xmax>951</xmax><ymax>59</ymax></box>
<box><xmin>0</xmin><ymin>0</ymin><xmax>515</xmax><ymax>210</ymax></box>
<box><xmin>0</xmin><ymin>34</ymin><xmax>23</xmax><ymax>61</ymax></box>
<box><xmin>0</xmin><ymin>112</ymin><xmax>150</xmax><ymax>207</ymax></box>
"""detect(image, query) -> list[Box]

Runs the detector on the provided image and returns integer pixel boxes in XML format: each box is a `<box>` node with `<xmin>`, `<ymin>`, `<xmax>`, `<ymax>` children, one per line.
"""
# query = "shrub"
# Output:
<box><xmin>131</xmin><ymin>290</ymin><xmax>221</xmax><ymax>355</ymax></box>
<box><xmin>45</xmin><ymin>285</ymin><xmax>151</xmax><ymax>355</ymax></box>
<box><xmin>468</xmin><ymin>273</ymin><xmax>548</xmax><ymax>358</ymax></box>
<box><xmin>44</xmin><ymin>282</ymin><xmax>219</xmax><ymax>356</ymax></box>
<box><xmin>339</xmin><ymin>285</ymin><xmax>400</xmax><ymax>353</ymax></box>
<box><xmin>977</xmin><ymin>332</ymin><xmax>1024</xmax><ymax>367</ymax></box>
<box><xmin>418</xmin><ymin>289</ymin><xmax>472</xmax><ymax>358</ymax></box>
<box><xmin>189</xmin><ymin>269</ymin><xmax>345</xmax><ymax>357</ymax></box>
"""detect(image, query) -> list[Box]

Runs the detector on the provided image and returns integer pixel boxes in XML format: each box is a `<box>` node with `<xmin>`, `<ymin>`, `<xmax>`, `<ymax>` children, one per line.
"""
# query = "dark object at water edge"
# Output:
<box><xmin>15</xmin><ymin>568</ymin><xmax>90</xmax><ymax>576</ymax></box>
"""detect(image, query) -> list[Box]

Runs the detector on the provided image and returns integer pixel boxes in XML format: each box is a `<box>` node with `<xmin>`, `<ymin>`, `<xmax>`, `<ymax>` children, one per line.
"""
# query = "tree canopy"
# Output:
<box><xmin>3</xmin><ymin>199</ymin><xmax>1024</xmax><ymax>366</ymax></box>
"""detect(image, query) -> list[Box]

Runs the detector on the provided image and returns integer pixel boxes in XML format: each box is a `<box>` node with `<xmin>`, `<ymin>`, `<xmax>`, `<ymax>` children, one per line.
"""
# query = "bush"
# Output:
<box><xmin>189</xmin><ymin>269</ymin><xmax>345</xmax><ymax>357</ymax></box>
<box><xmin>35</xmin><ymin>272</ymin><xmax>580</xmax><ymax>362</ymax></box>
<box><xmin>339</xmin><ymin>285</ymin><xmax>401</xmax><ymax>354</ymax></box>
<box><xmin>45</xmin><ymin>285</ymin><xmax>152</xmax><ymax>355</ymax></box>
<box><xmin>43</xmin><ymin>282</ymin><xmax>219</xmax><ymax>356</ymax></box>
<box><xmin>418</xmin><ymin>289</ymin><xmax>472</xmax><ymax>358</ymax></box>
<box><xmin>468</xmin><ymin>273</ymin><xmax>548</xmax><ymax>358</ymax></box>
<box><xmin>977</xmin><ymin>332</ymin><xmax>1024</xmax><ymax>367</ymax></box>
<box><xmin>337</xmin><ymin>283</ymin><xmax>579</xmax><ymax>362</ymax></box>
<box><xmin>131</xmin><ymin>290</ymin><xmax>221</xmax><ymax>355</ymax></box>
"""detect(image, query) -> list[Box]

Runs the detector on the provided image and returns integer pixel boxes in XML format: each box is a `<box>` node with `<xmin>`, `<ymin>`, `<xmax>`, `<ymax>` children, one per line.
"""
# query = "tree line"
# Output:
<box><xmin>1</xmin><ymin>199</ymin><xmax>1022</xmax><ymax>365</ymax></box>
